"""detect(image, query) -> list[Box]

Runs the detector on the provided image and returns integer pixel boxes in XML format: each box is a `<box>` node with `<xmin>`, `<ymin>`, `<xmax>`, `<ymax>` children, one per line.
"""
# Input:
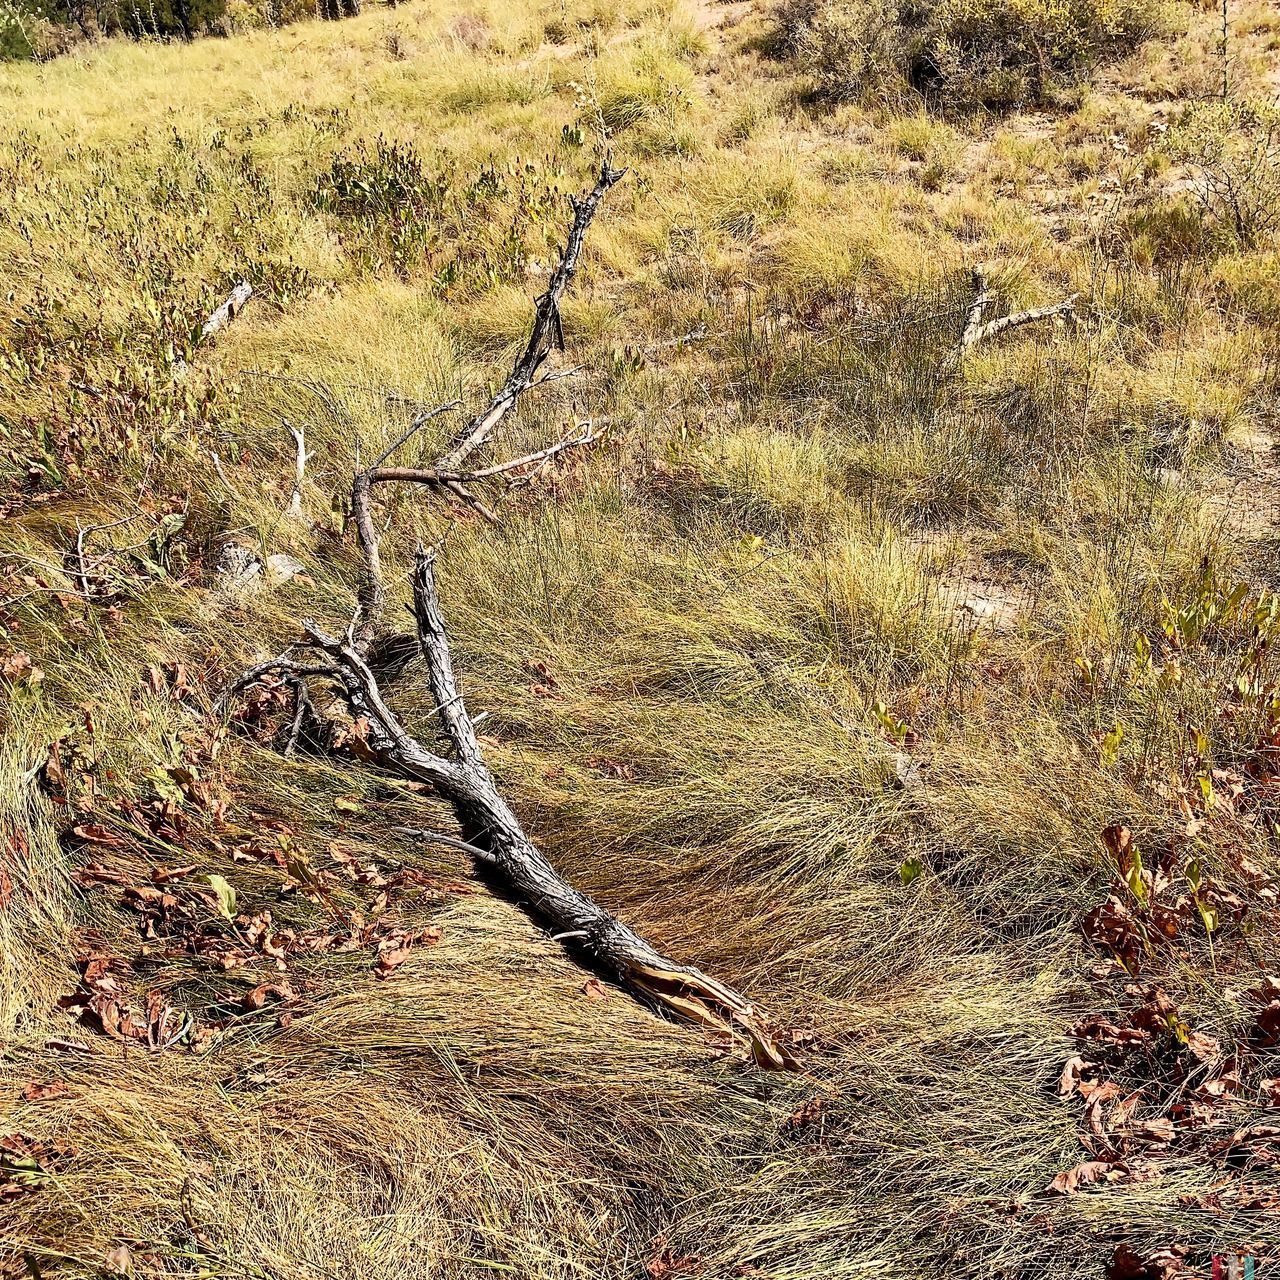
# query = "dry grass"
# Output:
<box><xmin>1</xmin><ymin>0</ymin><xmax>1279</xmax><ymax>1277</ymax></box>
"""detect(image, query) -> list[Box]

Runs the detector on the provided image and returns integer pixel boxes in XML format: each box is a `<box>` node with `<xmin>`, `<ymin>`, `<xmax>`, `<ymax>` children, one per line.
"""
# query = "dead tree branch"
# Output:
<box><xmin>437</xmin><ymin>160</ymin><xmax>625</xmax><ymax>473</ymax></box>
<box><xmin>201</xmin><ymin>282</ymin><xmax>253</xmax><ymax>342</ymax></box>
<box><xmin>349</xmin><ymin>161</ymin><xmax>624</xmax><ymax>646</ymax></box>
<box><xmin>285</xmin><ymin>420</ymin><xmax>311</xmax><ymax>520</ymax></box>
<box><xmin>224</xmin><ymin>552</ymin><xmax>794</xmax><ymax>1069</ymax></box>
<box><xmin>947</xmin><ymin>268</ymin><xmax>1078</xmax><ymax>370</ymax></box>
<box><xmin>216</xmin><ymin>160</ymin><xmax>785</xmax><ymax>1066</ymax></box>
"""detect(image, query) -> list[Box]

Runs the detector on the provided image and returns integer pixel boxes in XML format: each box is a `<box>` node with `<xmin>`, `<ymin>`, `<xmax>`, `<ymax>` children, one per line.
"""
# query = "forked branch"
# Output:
<box><xmin>222</xmin><ymin>159</ymin><xmax>791</xmax><ymax>1067</ymax></box>
<box><xmin>948</xmin><ymin>268</ymin><xmax>1078</xmax><ymax>369</ymax></box>
<box><xmin>351</xmin><ymin>160</ymin><xmax>624</xmax><ymax>645</ymax></box>
<box><xmin>227</xmin><ymin>553</ymin><xmax>794</xmax><ymax>1069</ymax></box>
<box><xmin>437</xmin><ymin>160</ymin><xmax>626</xmax><ymax>473</ymax></box>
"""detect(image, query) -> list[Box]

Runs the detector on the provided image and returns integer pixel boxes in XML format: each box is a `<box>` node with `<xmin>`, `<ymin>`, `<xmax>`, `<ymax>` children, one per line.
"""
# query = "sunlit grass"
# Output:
<box><xmin>2</xmin><ymin>0</ymin><xmax>1279</xmax><ymax>1276</ymax></box>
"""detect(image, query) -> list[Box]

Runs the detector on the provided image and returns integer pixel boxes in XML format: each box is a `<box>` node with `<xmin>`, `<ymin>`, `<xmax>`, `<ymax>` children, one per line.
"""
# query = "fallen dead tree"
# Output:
<box><xmin>223</xmin><ymin>160</ymin><xmax>795</xmax><ymax>1069</ymax></box>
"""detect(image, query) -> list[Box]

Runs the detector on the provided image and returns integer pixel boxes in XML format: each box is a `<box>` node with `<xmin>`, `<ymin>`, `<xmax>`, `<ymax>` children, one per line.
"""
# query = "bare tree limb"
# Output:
<box><xmin>285</xmin><ymin>420</ymin><xmax>312</xmax><ymax>521</ymax></box>
<box><xmin>366</xmin><ymin>424</ymin><xmax>604</xmax><ymax>488</ymax></box>
<box><xmin>215</xmin><ymin>160</ymin><xmax>789</xmax><ymax>1066</ymax></box>
<box><xmin>201</xmin><ymin>281</ymin><xmax>253</xmax><ymax>342</ymax></box>
<box><xmin>225</xmin><ymin>552</ymin><xmax>794</xmax><ymax>1067</ymax></box>
<box><xmin>958</xmin><ymin>267</ymin><xmax>994</xmax><ymax>351</ymax></box>
<box><xmin>370</xmin><ymin>400</ymin><xmax>465</xmax><ymax>472</ymax></box>
<box><xmin>400</xmin><ymin>550</ymin><xmax>792</xmax><ymax>1067</ymax></box>
<box><xmin>437</xmin><ymin>160</ymin><xmax>625</xmax><ymax>473</ymax></box>
<box><xmin>970</xmin><ymin>295</ymin><xmax>1079</xmax><ymax>347</ymax></box>
<box><xmin>947</xmin><ymin>268</ymin><xmax>1078</xmax><ymax>370</ymax></box>
<box><xmin>347</xmin><ymin>162</ymin><xmax>623</xmax><ymax>647</ymax></box>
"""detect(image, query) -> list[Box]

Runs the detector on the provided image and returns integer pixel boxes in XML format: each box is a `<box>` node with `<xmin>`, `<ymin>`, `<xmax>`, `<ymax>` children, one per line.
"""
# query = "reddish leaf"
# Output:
<box><xmin>20</xmin><ymin>1081</ymin><xmax>70</xmax><ymax>1103</ymax></box>
<box><xmin>1106</xmin><ymin>1244</ymin><xmax>1188</xmax><ymax>1280</ymax></box>
<box><xmin>1045</xmin><ymin>1159</ymin><xmax>1128</xmax><ymax>1195</ymax></box>
<box><xmin>1058</xmin><ymin>1055</ymin><xmax>1093</xmax><ymax>1097</ymax></box>
<box><xmin>243</xmin><ymin>981</ymin><xmax>295</xmax><ymax>1011</ymax></box>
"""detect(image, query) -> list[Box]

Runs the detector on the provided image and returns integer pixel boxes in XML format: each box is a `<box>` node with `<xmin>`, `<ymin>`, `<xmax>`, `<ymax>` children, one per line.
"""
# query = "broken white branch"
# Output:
<box><xmin>284</xmin><ymin>420</ymin><xmax>312</xmax><ymax>521</ymax></box>
<box><xmin>946</xmin><ymin>268</ymin><xmax>1078</xmax><ymax>371</ymax></box>
<box><xmin>201</xmin><ymin>281</ymin><xmax>253</xmax><ymax>342</ymax></box>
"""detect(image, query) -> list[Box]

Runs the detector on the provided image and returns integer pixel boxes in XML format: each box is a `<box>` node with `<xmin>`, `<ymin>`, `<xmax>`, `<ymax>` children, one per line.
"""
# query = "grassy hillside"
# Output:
<box><xmin>1</xmin><ymin>1</ymin><xmax>1279</xmax><ymax>1276</ymax></box>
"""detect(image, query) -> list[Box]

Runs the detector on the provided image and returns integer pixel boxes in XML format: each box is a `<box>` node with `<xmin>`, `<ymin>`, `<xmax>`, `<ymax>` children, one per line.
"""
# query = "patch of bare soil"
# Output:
<box><xmin>1209</xmin><ymin>418</ymin><xmax>1280</xmax><ymax>584</ymax></box>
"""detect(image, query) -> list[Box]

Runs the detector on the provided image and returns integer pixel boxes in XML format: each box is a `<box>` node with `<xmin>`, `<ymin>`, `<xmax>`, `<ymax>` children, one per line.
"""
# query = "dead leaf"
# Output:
<box><xmin>1</xmin><ymin>651</ymin><xmax>42</xmax><ymax>685</ymax></box>
<box><xmin>646</xmin><ymin>1238</ymin><xmax>702</xmax><ymax>1280</ymax></box>
<box><xmin>1252</xmin><ymin>999</ymin><xmax>1280</xmax><ymax>1048</ymax></box>
<box><xmin>582</xmin><ymin>977</ymin><xmax>609</xmax><ymax>1001</ymax></box>
<box><xmin>151</xmin><ymin>864</ymin><xmax>196</xmax><ymax>884</ymax></box>
<box><xmin>1126</xmin><ymin>1117</ymin><xmax>1175</xmax><ymax>1148</ymax></box>
<box><xmin>1081</xmin><ymin>894</ymin><xmax>1146</xmax><ymax>973</ymax></box>
<box><xmin>1045</xmin><ymin>1159</ymin><xmax>1128</xmax><ymax>1195</ymax></box>
<box><xmin>20</xmin><ymin>1081</ymin><xmax>70</xmax><ymax>1103</ymax></box>
<box><xmin>1106</xmin><ymin>1244</ymin><xmax>1188</xmax><ymax>1280</ymax></box>
<box><xmin>103</xmin><ymin>1243</ymin><xmax>132</xmax><ymax>1275</ymax></box>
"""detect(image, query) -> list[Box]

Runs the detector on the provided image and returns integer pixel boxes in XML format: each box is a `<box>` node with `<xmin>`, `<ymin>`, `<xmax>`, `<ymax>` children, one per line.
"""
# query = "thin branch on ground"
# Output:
<box><xmin>223</xmin><ymin>551</ymin><xmax>795</xmax><ymax>1069</ymax></box>
<box><xmin>200</xmin><ymin>281</ymin><xmax>253</xmax><ymax>342</ymax></box>
<box><xmin>946</xmin><ymin>267</ymin><xmax>1079</xmax><ymax>370</ymax></box>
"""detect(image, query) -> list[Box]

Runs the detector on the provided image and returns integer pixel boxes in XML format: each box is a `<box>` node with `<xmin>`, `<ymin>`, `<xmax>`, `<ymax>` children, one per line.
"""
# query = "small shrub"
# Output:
<box><xmin>314</xmin><ymin>138</ymin><xmax>452</xmax><ymax>274</ymax></box>
<box><xmin>775</xmin><ymin>0</ymin><xmax>1168</xmax><ymax>113</ymax></box>
<box><xmin>1169</xmin><ymin>100</ymin><xmax>1280</xmax><ymax>250</ymax></box>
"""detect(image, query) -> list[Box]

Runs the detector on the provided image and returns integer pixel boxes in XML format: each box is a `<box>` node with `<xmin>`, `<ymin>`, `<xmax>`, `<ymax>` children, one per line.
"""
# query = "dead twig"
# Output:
<box><xmin>284</xmin><ymin>421</ymin><xmax>312</xmax><ymax>521</ymax></box>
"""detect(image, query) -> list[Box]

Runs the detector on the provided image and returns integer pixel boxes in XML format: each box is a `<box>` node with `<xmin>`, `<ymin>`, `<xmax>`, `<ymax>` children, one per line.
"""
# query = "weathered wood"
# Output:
<box><xmin>220</xmin><ymin>158</ymin><xmax>791</xmax><ymax>1066</ymax></box>
<box><xmin>947</xmin><ymin>268</ymin><xmax>1078</xmax><ymax>370</ymax></box>
<box><xmin>437</xmin><ymin>160</ymin><xmax>625</xmax><ymax>473</ymax></box>
<box><xmin>349</xmin><ymin>161</ymin><xmax>623</xmax><ymax>646</ymax></box>
<box><xmin>200</xmin><ymin>282</ymin><xmax>253</xmax><ymax>342</ymax></box>
<box><xmin>252</xmin><ymin>553</ymin><xmax>793</xmax><ymax>1068</ymax></box>
<box><xmin>285</xmin><ymin>420</ymin><xmax>310</xmax><ymax>521</ymax></box>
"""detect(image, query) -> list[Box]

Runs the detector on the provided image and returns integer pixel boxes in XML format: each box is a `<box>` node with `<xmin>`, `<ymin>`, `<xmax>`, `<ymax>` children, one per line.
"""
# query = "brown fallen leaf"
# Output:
<box><xmin>1252</xmin><ymin>999</ymin><xmax>1280</xmax><ymax>1048</ymax></box>
<box><xmin>20</xmin><ymin>1081</ymin><xmax>70</xmax><ymax>1103</ymax></box>
<box><xmin>1058</xmin><ymin>1054</ymin><xmax>1094</xmax><ymax>1097</ymax></box>
<box><xmin>582</xmin><ymin>977</ymin><xmax>609</xmax><ymax>1001</ymax></box>
<box><xmin>243</xmin><ymin>981</ymin><xmax>295</xmax><ymax>1011</ymax></box>
<box><xmin>646</xmin><ymin>1237</ymin><xmax>702</xmax><ymax>1280</ymax></box>
<box><xmin>1106</xmin><ymin>1244</ymin><xmax>1188</xmax><ymax>1280</ymax></box>
<box><xmin>1</xmin><ymin>651</ymin><xmax>42</xmax><ymax>685</ymax></box>
<box><xmin>1045</xmin><ymin>1159</ymin><xmax>1128</xmax><ymax>1195</ymax></box>
<box><xmin>1126</xmin><ymin>1117</ymin><xmax>1176</xmax><ymax>1148</ymax></box>
<box><xmin>151</xmin><ymin>864</ymin><xmax>197</xmax><ymax>884</ymax></box>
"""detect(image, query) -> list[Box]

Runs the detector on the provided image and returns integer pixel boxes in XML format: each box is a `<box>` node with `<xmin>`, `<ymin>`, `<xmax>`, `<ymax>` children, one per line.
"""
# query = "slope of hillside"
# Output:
<box><xmin>2</xmin><ymin>2</ymin><xmax>1279</xmax><ymax>1277</ymax></box>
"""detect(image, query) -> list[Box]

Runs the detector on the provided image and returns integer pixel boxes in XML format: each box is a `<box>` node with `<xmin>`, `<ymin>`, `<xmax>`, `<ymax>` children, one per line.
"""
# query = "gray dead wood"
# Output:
<box><xmin>229</xmin><ymin>552</ymin><xmax>793</xmax><ymax>1068</ymax></box>
<box><xmin>201</xmin><ymin>282</ymin><xmax>253</xmax><ymax>342</ymax></box>
<box><xmin>946</xmin><ymin>268</ymin><xmax>1078</xmax><ymax>371</ymax></box>
<box><xmin>350</xmin><ymin>160</ymin><xmax>624</xmax><ymax>646</ymax></box>
<box><xmin>221</xmin><ymin>159</ymin><xmax>792</xmax><ymax>1066</ymax></box>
